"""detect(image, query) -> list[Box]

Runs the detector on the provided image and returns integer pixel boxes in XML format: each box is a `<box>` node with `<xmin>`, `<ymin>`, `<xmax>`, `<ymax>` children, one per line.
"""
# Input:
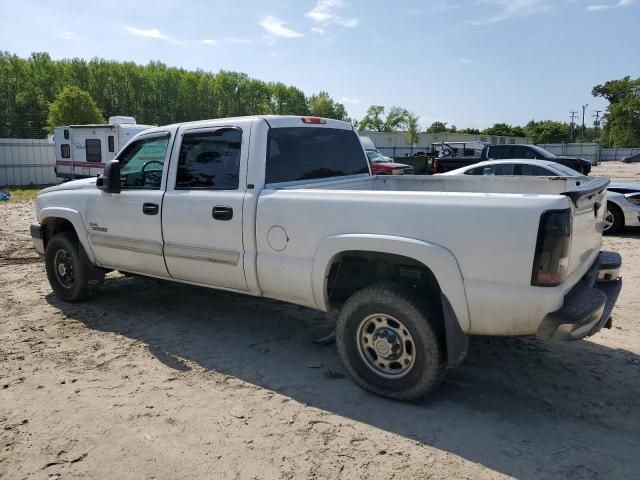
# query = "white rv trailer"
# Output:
<box><xmin>54</xmin><ymin>116</ymin><xmax>152</xmax><ymax>179</ymax></box>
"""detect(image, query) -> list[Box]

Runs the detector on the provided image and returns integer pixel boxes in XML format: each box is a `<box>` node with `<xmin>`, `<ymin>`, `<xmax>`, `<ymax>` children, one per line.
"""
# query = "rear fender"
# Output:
<box><xmin>312</xmin><ymin>234</ymin><xmax>471</xmax><ymax>333</ymax></box>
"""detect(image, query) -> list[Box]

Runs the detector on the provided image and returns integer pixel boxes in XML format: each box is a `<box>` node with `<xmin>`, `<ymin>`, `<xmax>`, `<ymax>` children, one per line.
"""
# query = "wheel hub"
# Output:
<box><xmin>373</xmin><ymin>328</ymin><xmax>401</xmax><ymax>359</ymax></box>
<box><xmin>356</xmin><ymin>314</ymin><xmax>416</xmax><ymax>379</ymax></box>
<box><xmin>54</xmin><ymin>249</ymin><xmax>75</xmax><ymax>288</ymax></box>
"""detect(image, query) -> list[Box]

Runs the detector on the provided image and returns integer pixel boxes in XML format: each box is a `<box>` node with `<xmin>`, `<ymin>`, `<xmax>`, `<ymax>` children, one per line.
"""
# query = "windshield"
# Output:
<box><xmin>367</xmin><ymin>151</ymin><xmax>391</xmax><ymax>163</ymax></box>
<box><xmin>530</xmin><ymin>145</ymin><xmax>556</xmax><ymax>158</ymax></box>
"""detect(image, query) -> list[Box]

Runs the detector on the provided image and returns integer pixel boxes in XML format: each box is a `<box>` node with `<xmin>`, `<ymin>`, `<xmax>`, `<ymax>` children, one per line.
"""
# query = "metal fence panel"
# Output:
<box><xmin>599</xmin><ymin>148</ymin><xmax>640</xmax><ymax>162</ymax></box>
<box><xmin>0</xmin><ymin>138</ymin><xmax>58</xmax><ymax>187</ymax></box>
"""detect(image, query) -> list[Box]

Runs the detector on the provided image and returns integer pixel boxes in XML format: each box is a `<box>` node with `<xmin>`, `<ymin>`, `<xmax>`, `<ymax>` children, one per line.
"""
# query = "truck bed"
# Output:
<box><xmin>258</xmin><ymin>174</ymin><xmax>608</xmax><ymax>335</ymax></box>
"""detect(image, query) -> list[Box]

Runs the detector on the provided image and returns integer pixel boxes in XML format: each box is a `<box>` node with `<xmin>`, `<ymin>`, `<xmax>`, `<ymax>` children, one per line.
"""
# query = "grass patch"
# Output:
<box><xmin>1</xmin><ymin>185</ymin><xmax>51</xmax><ymax>202</ymax></box>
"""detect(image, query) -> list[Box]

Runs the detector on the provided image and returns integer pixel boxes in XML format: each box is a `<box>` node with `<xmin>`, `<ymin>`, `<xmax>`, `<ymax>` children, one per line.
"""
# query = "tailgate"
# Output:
<box><xmin>563</xmin><ymin>176</ymin><xmax>610</xmax><ymax>278</ymax></box>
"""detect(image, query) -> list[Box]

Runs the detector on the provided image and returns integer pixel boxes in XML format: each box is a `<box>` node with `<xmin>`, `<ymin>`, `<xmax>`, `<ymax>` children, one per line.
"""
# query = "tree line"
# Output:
<box><xmin>0</xmin><ymin>51</ymin><xmax>349</xmax><ymax>138</ymax></box>
<box><xmin>1</xmin><ymin>52</ymin><xmax>638</xmax><ymax>147</ymax></box>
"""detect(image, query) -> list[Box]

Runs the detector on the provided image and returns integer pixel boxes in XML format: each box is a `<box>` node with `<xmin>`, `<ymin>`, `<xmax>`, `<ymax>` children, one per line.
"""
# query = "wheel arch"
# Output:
<box><xmin>312</xmin><ymin>234</ymin><xmax>471</xmax><ymax>334</ymax></box>
<box><xmin>40</xmin><ymin>207</ymin><xmax>95</xmax><ymax>263</ymax></box>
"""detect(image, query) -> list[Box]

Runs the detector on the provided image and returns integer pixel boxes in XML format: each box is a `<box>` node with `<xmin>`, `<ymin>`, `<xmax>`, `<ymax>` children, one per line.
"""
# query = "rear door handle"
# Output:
<box><xmin>212</xmin><ymin>205</ymin><xmax>233</xmax><ymax>221</ymax></box>
<box><xmin>142</xmin><ymin>203</ymin><xmax>159</xmax><ymax>215</ymax></box>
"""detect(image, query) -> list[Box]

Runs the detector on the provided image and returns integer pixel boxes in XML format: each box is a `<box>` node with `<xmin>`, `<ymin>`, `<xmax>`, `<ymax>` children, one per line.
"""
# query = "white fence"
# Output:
<box><xmin>0</xmin><ymin>138</ymin><xmax>58</xmax><ymax>187</ymax></box>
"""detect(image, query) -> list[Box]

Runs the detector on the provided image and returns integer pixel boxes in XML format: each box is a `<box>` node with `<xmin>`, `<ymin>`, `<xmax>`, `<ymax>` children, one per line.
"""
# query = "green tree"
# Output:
<box><xmin>358</xmin><ymin>105</ymin><xmax>385</xmax><ymax>131</ymax></box>
<box><xmin>593</xmin><ymin>76</ymin><xmax>640</xmax><ymax>147</ymax></box>
<box><xmin>307</xmin><ymin>91</ymin><xmax>349</xmax><ymax>121</ymax></box>
<box><xmin>524</xmin><ymin>120</ymin><xmax>570</xmax><ymax>144</ymax></box>
<box><xmin>358</xmin><ymin>105</ymin><xmax>410</xmax><ymax>132</ymax></box>
<box><xmin>404</xmin><ymin>112</ymin><xmax>421</xmax><ymax>145</ymax></box>
<box><xmin>46</xmin><ymin>85</ymin><xmax>105</xmax><ymax>131</ymax></box>
<box><xmin>458</xmin><ymin>127</ymin><xmax>480</xmax><ymax>134</ymax></box>
<box><xmin>426</xmin><ymin>121</ymin><xmax>449</xmax><ymax>133</ymax></box>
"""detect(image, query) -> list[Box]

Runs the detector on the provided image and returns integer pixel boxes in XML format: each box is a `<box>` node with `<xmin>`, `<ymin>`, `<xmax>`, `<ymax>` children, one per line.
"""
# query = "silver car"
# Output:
<box><xmin>441</xmin><ymin>159</ymin><xmax>640</xmax><ymax>234</ymax></box>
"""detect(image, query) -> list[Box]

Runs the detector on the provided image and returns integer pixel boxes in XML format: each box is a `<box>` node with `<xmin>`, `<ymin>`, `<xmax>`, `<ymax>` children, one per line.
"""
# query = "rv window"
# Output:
<box><xmin>108</xmin><ymin>136</ymin><xmax>115</xmax><ymax>152</ymax></box>
<box><xmin>64</xmin><ymin>129</ymin><xmax>69</xmax><ymax>140</ymax></box>
<box><xmin>85</xmin><ymin>139</ymin><xmax>102</xmax><ymax>162</ymax></box>
<box><xmin>61</xmin><ymin>144</ymin><xmax>70</xmax><ymax>159</ymax></box>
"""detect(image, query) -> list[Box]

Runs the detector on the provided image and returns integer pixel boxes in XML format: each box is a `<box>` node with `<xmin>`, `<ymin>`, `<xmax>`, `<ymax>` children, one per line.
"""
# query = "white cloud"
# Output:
<box><xmin>311</xmin><ymin>27</ymin><xmax>325</xmax><ymax>34</ymax></box>
<box><xmin>587</xmin><ymin>0</ymin><xmax>636</xmax><ymax>11</ymax></box>
<box><xmin>223</xmin><ymin>37</ymin><xmax>253</xmax><ymax>44</ymax></box>
<box><xmin>460</xmin><ymin>58</ymin><xmax>473</xmax><ymax>63</ymax></box>
<box><xmin>260</xmin><ymin>16</ymin><xmax>303</xmax><ymax>38</ymax></box>
<box><xmin>470</xmin><ymin>0</ymin><xmax>551</xmax><ymax>25</ymax></box>
<box><xmin>341</xmin><ymin>96</ymin><xmax>361</xmax><ymax>104</ymax></box>
<box><xmin>126</xmin><ymin>26</ymin><xmax>184</xmax><ymax>45</ymax></box>
<box><xmin>306</xmin><ymin>0</ymin><xmax>359</xmax><ymax>28</ymax></box>
<box><xmin>59</xmin><ymin>31</ymin><xmax>78</xmax><ymax>41</ymax></box>
<box><xmin>201</xmin><ymin>38</ymin><xmax>217</xmax><ymax>45</ymax></box>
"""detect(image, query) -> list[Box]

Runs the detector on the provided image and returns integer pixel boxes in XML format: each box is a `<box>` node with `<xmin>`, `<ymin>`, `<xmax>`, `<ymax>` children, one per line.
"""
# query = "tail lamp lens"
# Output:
<box><xmin>531</xmin><ymin>209</ymin><xmax>572</xmax><ymax>286</ymax></box>
<box><xmin>625</xmin><ymin>193</ymin><xmax>640</xmax><ymax>205</ymax></box>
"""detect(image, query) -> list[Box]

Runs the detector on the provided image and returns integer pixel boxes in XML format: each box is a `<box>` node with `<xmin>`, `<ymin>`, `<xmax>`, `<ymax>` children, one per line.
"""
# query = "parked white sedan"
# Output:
<box><xmin>441</xmin><ymin>159</ymin><xmax>640</xmax><ymax>234</ymax></box>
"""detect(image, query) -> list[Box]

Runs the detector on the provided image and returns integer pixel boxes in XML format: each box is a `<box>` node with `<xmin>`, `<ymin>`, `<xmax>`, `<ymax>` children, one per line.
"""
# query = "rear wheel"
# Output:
<box><xmin>45</xmin><ymin>232</ymin><xmax>104</xmax><ymax>302</ymax></box>
<box><xmin>603</xmin><ymin>202</ymin><xmax>623</xmax><ymax>235</ymax></box>
<box><xmin>336</xmin><ymin>283</ymin><xmax>446</xmax><ymax>401</ymax></box>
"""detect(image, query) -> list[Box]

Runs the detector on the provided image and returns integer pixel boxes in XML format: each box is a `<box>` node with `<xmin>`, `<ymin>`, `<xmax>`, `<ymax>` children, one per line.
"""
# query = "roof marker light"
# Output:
<box><xmin>301</xmin><ymin>117</ymin><xmax>326</xmax><ymax>124</ymax></box>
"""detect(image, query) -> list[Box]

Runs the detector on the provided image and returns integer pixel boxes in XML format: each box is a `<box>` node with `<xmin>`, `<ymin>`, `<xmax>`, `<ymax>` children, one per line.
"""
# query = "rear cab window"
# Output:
<box><xmin>265</xmin><ymin>127</ymin><xmax>369</xmax><ymax>185</ymax></box>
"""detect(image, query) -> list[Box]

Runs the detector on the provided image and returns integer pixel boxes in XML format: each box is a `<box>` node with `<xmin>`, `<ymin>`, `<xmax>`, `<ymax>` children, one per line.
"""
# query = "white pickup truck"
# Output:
<box><xmin>31</xmin><ymin>116</ymin><xmax>622</xmax><ymax>400</ymax></box>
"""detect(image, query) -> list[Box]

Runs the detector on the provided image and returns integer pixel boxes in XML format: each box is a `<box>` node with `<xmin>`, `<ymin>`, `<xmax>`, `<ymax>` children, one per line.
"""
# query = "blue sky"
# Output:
<box><xmin>1</xmin><ymin>0</ymin><xmax>638</xmax><ymax>129</ymax></box>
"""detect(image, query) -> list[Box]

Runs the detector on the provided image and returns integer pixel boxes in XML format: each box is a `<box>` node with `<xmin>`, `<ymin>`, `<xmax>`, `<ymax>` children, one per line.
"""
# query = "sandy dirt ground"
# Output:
<box><xmin>1</xmin><ymin>162</ymin><xmax>639</xmax><ymax>480</ymax></box>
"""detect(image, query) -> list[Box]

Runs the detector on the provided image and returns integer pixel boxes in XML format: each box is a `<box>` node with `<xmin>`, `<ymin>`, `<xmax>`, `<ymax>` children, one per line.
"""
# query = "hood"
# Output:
<box><xmin>39</xmin><ymin>177</ymin><xmax>97</xmax><ymax>195</ymax></box>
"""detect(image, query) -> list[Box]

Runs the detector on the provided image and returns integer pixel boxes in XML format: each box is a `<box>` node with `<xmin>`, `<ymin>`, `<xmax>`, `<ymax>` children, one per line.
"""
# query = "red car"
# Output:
<box><xmin>366</xmin><ymin>150</ymin><xmax>414</xmax><ymax>175</ymax></box>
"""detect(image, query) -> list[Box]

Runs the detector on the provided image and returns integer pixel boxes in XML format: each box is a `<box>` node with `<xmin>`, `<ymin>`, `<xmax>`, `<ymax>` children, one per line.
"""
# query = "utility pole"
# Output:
<box><xmin>581</xmin><ymin>104</ymin><xmax>588</xmax><ymax>143</ymax></box>
<box><xmin>569</xmin><ymin>110</ymin><xmax>578</xmax><ymax>143</ymax></box>
<box><xmin>592</xmin><ymin>110</ymin><xmax>602</xmax><ymax>143</ymax></box>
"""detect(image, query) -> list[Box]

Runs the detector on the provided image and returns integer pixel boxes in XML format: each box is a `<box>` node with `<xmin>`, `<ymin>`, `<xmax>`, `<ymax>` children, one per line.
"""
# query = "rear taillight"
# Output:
<box><xmin>625</xmin><ymin>193</ymin><xmax>640</xmax><ymax>205</ymax></box>
<box><xmin>301</xmin><ymin>117</ymin><xmax>326</xmax><ymax>124</ymax></box>
<box><xmin>531</xmin><ymin>209</ymin><xmax>572</xmax><ymax>287</ymax></box>
<box><xmin>433</xmin><ymin>158</ymin><xmax>438</xmax><ymax>173</ymax></box>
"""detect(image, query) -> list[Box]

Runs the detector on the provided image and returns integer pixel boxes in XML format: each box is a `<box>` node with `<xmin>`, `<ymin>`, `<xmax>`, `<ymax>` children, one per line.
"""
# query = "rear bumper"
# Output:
<box><xmin>537</xmin><ymin>251</ymin><xmax>622</xmax><ymax>341</ymax></box>
<box><xmin>30</xmin><ymin>222</ymin><xmax>45</xmax><ymax>255</ymax></box>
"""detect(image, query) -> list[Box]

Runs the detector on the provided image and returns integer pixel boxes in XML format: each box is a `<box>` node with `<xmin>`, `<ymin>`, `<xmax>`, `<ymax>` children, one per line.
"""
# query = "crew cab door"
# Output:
<box><xmin>85</xmin><ymin>131</ymin><xmax>172</xmax><ymax>277</ymax></box>
<box><xmin>161</xmin><ymin>124</ymin><xmax>248</xmax><ymax>291</ymax></box>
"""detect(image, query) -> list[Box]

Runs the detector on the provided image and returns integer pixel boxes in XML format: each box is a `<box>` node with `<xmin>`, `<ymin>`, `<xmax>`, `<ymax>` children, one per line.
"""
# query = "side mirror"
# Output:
<box><xmin>97</xmin><ymin>160</ymin><xmax>121</xmax><ymax>194</ymax></box>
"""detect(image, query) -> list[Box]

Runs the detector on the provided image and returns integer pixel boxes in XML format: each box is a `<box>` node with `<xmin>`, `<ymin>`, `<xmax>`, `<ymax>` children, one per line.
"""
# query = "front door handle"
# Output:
<box><xmin>143</xmin><ymin>203</ymin><xmax>159</xmax><ymax>215</ymax></box>
<box><xmin>212</xmin><ymin>205</ymin><xmax>233</xmax><ymax>221</ymax></box>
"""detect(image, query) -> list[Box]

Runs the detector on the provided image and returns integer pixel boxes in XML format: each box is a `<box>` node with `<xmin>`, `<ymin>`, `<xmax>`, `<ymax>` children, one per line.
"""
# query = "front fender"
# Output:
<box><xmin>311</xmin><ymin>234</ymin><xmax>471</xmax><ymax>333</ymax></box>
<box><xmin>39</xmin><ymin>207</ymin><xmax>95</xmax><ymax>263</ymax></box>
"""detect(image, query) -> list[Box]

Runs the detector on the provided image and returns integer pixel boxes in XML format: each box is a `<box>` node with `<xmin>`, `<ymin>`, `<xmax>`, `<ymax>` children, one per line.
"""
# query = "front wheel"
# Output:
<box><xmin>603</xmin><ymin>202</ymin><xmax>623</xmax><ymax>235</ymax></box>
<box><xmin>45</xmin><ymin>232</ymin><xmax>103</xmax><ymax>302</ymax></box>
<box><xmin>336</xmin><ymin>283</ymin><xmax>446</xmax><ymax>401</ymax></box>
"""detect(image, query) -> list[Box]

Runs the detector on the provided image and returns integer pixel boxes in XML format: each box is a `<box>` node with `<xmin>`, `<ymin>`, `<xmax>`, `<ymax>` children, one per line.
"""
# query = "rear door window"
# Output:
<box><xmin>266</xmin><ymin>127</ymin><xmax>369</xmax><ymax>184</ymax></box>
<box><xmin>175</xmin><ymin>128</ymin><xmax>241</xmax><ymax>190</ymax></box>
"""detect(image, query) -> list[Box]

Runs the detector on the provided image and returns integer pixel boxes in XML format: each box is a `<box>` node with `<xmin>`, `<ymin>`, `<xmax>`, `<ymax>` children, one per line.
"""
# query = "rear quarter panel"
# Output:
<box><xmin>255</xmin><ymin>188</ymin><xmax>575</xmax><ymax>335</ymax></box>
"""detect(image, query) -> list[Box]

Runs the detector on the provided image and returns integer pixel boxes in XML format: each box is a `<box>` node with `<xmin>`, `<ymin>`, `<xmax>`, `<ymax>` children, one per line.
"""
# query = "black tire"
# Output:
<box><xmin>45</xmin><ymin>232</ymin><xmax>104</xmax><ymax>302</ymax></box>
<box><xmin>603</xmin><ymin>202</ymin><xmax>624</xmax><ymax>235</ymax></box>
<box><xmin>336</xmin><ymin>283</ymin><xmax>446</xmax><ymax>401</ymax></box>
